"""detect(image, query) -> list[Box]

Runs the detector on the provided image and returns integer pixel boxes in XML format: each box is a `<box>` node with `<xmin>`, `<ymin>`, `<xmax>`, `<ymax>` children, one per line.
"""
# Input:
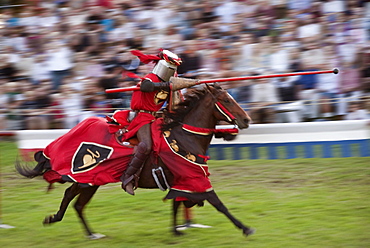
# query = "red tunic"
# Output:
<box><xmin>114</xmin><ymin>73</ymin><xmax>169</xmax><ymax>140</ymax></box>
<box><xmin>130</xmin><ymin>73</ymin><xmax>167</xmax><ymax>111</ymax></box>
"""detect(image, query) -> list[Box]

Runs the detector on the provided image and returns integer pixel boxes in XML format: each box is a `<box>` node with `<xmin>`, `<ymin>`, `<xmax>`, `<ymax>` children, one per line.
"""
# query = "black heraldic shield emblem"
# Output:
<box><xmin>71</xmin><ymin>142</ymin><xmax>114</xmax><ymax>174</ymax></box>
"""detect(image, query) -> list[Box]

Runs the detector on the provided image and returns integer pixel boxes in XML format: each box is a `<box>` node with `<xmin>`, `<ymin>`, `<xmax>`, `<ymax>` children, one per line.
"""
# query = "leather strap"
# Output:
<box><xmin>135</xmin><ymin>110</ymin><xmax>157</xmax><ymax>116</ymax></box>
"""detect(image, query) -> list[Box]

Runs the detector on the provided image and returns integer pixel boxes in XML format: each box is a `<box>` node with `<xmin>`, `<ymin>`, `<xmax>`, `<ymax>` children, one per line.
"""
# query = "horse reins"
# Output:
<box><xmin>207</xmin><ymin>84</ymin><xmax>237</xmax><ymax>123</ymax></box>
<box><xmin>181</xmin><ymin>85</ymin><xmax>238</xmax><ymax>136</ymax></box>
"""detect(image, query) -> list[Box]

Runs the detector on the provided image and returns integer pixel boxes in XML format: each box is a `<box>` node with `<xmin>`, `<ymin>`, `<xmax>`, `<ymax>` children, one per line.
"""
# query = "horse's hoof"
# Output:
<box><xmin>43</xmin><ymin>215</ymin><xmax>54</xmax><ymax>225</ymax></box>
<box><xmin>173</xmin><ymin>230</ymin><xmax>185</xmax><ymax>236</ymax></box>
<box><xmin>244</xmin><ymin>227</ymin><xmax>255</xmax><ymax>237</ymax></box>
<box><xmin>87</xmin><ymin>233</ymin><xmax>106</xmax><ymax>240</ymax></box>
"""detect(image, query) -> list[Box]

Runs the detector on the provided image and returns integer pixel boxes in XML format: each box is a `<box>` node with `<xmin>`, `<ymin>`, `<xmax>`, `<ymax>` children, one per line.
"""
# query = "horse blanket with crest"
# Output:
<box><xmin>43</xmin><ymin>117</ymin><xmax>134</xmax><ymax>186</ymax></box>
<box><xmin>42</xmin><ymin>116</ymin><xmax>213</xmax><ymax>194</ymax></box>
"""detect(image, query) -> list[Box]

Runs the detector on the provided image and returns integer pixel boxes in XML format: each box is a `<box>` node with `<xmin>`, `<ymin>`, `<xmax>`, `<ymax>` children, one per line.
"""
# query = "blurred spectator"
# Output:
<box><xmin>150</xmin><ymin>4</ymin><xmax>176</xmax><ymax>32</ymax></box>
<box><xmin>321</xmin><ymin>0</ymin><xmax>346</xmax><ymax>14</ymax></box>
<box><xmin>142</xmin><ymin>28</ymin><xmax>166</xmax><ymax>49</ymax></box>
<box><xmin>337</xmin><ymin>35</ymin><xmax>360</xmax><ymax>65</ymax></box>
<box><xmin>49</xmin><ymin>93</ymin><xmax>65</xmax><ymax>129</ymax></box>
<box><xmin>296</xmin><ymin>40</ymin><xmax>324</xmax><ymax>121</ymax></box>
<box><xmin>316</xmin><ymin>46</ymin><xmax>340</xmax><ymax>120</ymax></box>
<box><xmin>118</xmin><ymin>51</ymin><xmax>141</xmax><ymax>72</ymax></box>
<box><xmin>108</xmin><ymin>15</ymin><xmax>136</xmax><ymax>44</ymax></box>
<box><xmin>19</xmin><ymin>90</ymin><xmax>49</xmax><ymax>130</ymax></box>
<box><xmin>7</xmin><ymin>27</ymin><xmax>28</xmax><ymax>52</ymax></box>
<box><xmin>214</xmin><ymin>1</ymin><xmax>242</xmax><ymax>24</ymax></box>
<box><xmin>59</xmin><ymin>84</ymin><xmax>83</xmax><ymax>129</ymax></box>
<box><xmin>72</xmin><ymin>52</ymin><xmax>89</xmax><ymax>79</ymax></box>
<box><xmin>197</xmin><ymin>0</ymin><xmax>218</xmax><ymax>24</ymax></box>
<box><xmin>18</xmin><ymin>9</ymin><xmax>39</xmax><ymax>32</ymax></box>
<box><xmin>336</xmin><ymin>60</ymin><xmax>362</xmax><ymax>118</ymax></box>
<box><xmin>38</xmin><ymin>7</ymin><xmax>60</xmax><ymax>29</ymax></box>
<box><xmin>126</xmin><ymin>31</ymin><xmax>144</xmax><ymax>50</ymax></box>
<box><xmin>344</xmin><ymin>101</ymin><xmax>368</xmax><ymax>120</ymax></box>
<box><xmin>269</xmin><ymin>42</ymin><xmax>290</xmax><ymax>73</ymax></box>
<box><xmin>234</xmin><ymin>34</ymin><xmax>257</xmax><ymax>72</ymax></box>
<box><xmin>253</xmin><ymin>35</ymin><xmax>273</xmax><ymax>71</ymax></box>
<box><xmin>287</xmin><ymin>0</ymin><xmax>313</xmax><ymax>11</ymax></box>
<box><xmin>88</xmin><ymin>92</ymin><xmax>112</xmax><ymax>118</ymax></box>
<box><xmin>45</xmin><ymin>39</ymin><xmax>74</xmax><ymax>92</ymax></box>
<box><xmin>358</xmin><ymin>45</ymin><xmax>370</xmax><ymax>93</ymax></box>
<box><xmin>249</xmin><ymin>74</ymin><xmax>279</xmax><ymax>124</ymax></box>
<box><xmin>0</xmin><ymin>54</ymin><xmax>18</xmax><ymax>81</ymax></box>
<box><xmin>97</xmin><ymin>64</ymin><xmax>128</xmax><ymax>109</ymax></box>
<box><xmin>279</xmin><ymin>31</ymin><xmax>301</xmax><ymax>52</ymax></box>
<box><xmin>65</xmin><ymin>8</ymin><xmax>89</xmax><ymax>27</ymax></box>
<box><xmin>228</xmin><ymin>66</ymin><xmax>252</xmax><ymax>104</ymax></box>
<box><xmin>30</xmin><ymin>54</ymin><xmax>51</xmax><ymax>85</ymax></box>
<box><xmin>274</xmin><ymin>76</ymin><xmax>303</xmax><ymax>123</ymax></box>
<box><xmin>349</xmin><ymin>18</ymin><xmax>368</xmax><ymax>45</ymax></box>
<box><xmin>162</xmin><ymin>25</ymin><xmax>183</xmax><ymax>49</ymax></box>
<box><xmin>69</xmin><ymin>27</ymin><xmax>101</xmax><ymax>55</ymax></box>
<box><xmin>13</xmin><ymin>51</ymin><xmax>34</xmax><ymax>81</ymax></box>
<box><xmin>0</xmin><ymin>81</ymin><xmax>8</xmax><ymax>130</ymax></box>
<box><xmin>177</xmin><ymin>40</ymin><xmax>202</xmax><ymax>78</ymax></box>
<box><xmin>6</xmin><ymin>98</ymin><xmax>24</xmax><ymax>130</ymax></box>
<box><xmin>295</xmin><ymin>69</ymin><xmax>320</xmax><ymax>121</ymax></box>
<box><xmin>84</xmin><ymin>56</ymin><xmax>105</xmax><ymax>78</ymax></box>
<box><xmin>297</xmin><ymin>13</ymin><xmax>321</xmax><ymax>42</ymax></box>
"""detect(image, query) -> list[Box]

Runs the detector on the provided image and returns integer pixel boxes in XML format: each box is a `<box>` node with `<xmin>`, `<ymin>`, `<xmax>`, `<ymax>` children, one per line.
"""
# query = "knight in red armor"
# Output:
<box><xmin>114</xmin><ymin>49</ymin><xmax>198</xmax><ymax>195</ymax></box>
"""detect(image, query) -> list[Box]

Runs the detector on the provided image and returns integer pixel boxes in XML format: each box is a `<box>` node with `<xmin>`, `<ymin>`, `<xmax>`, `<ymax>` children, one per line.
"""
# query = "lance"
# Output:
<box><xmin>105</xmin><ymin>68</ymin><xmax>339</xmax><ymax>94</ymax></box>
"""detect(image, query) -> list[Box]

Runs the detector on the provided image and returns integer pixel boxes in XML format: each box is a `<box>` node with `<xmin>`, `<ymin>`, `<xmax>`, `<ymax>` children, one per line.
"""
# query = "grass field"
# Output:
<box><xmin>0</xmin><ymin>140</ymin><xmax>369</xmax><ymax>248</ymax></box>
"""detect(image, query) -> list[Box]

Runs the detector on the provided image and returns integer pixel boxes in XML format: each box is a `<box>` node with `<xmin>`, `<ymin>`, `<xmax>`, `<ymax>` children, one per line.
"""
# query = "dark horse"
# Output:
<box><xmin>16</xmin><ymin>84</ymin><xmax>254</xmax><ymax>239</ymax></box>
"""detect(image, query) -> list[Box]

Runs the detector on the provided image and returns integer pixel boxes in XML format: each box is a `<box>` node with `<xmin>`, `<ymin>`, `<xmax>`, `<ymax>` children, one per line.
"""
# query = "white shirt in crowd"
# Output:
<box><xmin>250</xmin><ymin>80</ymin><xmax>279</xmax><ymax>103</ymax></box>
<box><xmin>214</xmin><ymin>1</ymin><xmax>241</xmax><ymax>23</ymax></box>
<box><xmin>322</xmin><ymin>0</ymin><xmax>346</xmax><ymax>14</ymax></box>
<box><xmin>46</xmin><ymin>44</ymin><xmax>74</xmax><ymax>71</ymax></box>
<box><xmin>31</xmin><ymin>60</ymin><xmax>51</xmax><ymax>82</ymax></box>
<box><xmin>317</xmin><ymin>73</ymin><xmax>339</xmax><ymax>94</ymax></box>
<box><xmin>270</xmin><ymin>48</ymin><xmax>290</xmax><ymax>73</ymax></box>
<box><xmin>298</xmin><ymin>23</ymin><xmax>321</xmax><ymax>39</ymax></box>
<box><xmin>345</xmin><ymin>110</ymin><xmax>368</xmax><ymax>120</ymax></box>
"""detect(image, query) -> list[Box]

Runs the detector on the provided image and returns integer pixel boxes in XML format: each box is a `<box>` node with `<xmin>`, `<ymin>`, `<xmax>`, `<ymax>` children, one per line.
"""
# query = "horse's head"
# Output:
<box><xmin>206</xmin><ymin>84</ymin><xmax>251</xmax><ymax>129</ymax></box>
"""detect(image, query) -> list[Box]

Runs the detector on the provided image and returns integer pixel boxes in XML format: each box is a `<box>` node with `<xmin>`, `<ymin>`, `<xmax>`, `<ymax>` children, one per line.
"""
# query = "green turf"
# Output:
<box><xmin>0</xmin><ymin>141</ymin><xmax>369</xmax><ymax>248</ymax></box>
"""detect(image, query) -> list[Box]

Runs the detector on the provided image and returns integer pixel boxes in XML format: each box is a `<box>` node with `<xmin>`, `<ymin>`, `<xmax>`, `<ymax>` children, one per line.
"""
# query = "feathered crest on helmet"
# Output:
<box><xmin>130</xmin><ymin>49</ymin><xmax>182</xmax><ymax>66</ymax></box>
<box><xmin>158</xmin><ymin>49</ymin><xmax>182</xmax><ymax>66</ymax></box>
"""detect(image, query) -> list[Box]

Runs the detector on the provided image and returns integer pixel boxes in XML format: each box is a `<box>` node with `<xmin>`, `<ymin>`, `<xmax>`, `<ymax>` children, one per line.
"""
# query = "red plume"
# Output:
<box><xmin>130</xmin><ymin>50</ymin><xmax>161</xmax><ymax>64</ymax></box>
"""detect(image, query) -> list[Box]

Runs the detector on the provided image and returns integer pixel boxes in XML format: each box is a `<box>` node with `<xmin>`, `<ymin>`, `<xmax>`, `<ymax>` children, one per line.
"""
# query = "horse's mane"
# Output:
<box><xmin>161</xmin><ymin>87</ymin><xmax>207</xmax><ymax>131</ymax></box>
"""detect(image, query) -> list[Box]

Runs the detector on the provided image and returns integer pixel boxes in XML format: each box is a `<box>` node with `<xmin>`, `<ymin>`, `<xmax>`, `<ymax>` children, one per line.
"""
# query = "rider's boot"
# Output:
<box><xmin>120</xmin><ymin>143</ymin><xmax>148</xmax><ymax>195</ymax></box>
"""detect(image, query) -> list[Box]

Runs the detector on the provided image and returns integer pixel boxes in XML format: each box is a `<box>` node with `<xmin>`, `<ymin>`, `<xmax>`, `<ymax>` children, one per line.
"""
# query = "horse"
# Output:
<box><xmin>15</xmin><ymin>84</ymin><xmax>254</xmax><ymax>239</ymax></box>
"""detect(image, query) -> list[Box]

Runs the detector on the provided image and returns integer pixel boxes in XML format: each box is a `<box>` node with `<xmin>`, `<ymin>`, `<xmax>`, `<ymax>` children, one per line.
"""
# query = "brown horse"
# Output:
<box><xmin>16</xmin><ymin>84</ymin><xmax>253</xmax><ymax>239</ymax></box>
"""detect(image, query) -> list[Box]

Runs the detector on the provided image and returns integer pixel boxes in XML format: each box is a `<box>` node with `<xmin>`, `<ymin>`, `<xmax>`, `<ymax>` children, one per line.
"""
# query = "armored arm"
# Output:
<box><xmin>140</xmin><ymin>79</ymin><xmax>170</xmax><ymax>92</ymax></box>
<box><xmin>140</xmin><ymin>77</ymin><xmax>200</xmax><ymax>92</ymax></box>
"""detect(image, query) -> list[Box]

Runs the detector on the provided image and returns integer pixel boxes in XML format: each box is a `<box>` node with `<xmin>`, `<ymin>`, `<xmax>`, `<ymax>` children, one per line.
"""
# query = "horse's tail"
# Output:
<box><xmin>15</xmin><ymin>151</ymin><xmax>51</xmax><ymax>178</ymax></box>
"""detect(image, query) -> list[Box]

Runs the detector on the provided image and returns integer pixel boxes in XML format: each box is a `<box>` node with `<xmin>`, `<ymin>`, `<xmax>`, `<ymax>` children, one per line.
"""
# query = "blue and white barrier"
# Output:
<box><xmin>14</xmin><ymin>120</ymin><xmax>370</xmax><ymax>160</ymax></box>
<box><xmin>210</xmin><ymin>120</ymin><xmax>370</xmax><ymax>159</ymax></box>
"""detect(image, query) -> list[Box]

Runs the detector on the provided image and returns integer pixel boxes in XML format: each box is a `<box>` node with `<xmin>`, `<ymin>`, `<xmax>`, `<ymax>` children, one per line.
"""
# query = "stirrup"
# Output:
<box><xmin>123</xmin><ymin>181</ymin><xmax>135</xmax><ymax>195</ymax></box>
<box><xmin>122</xmin><ymin>175</ymin><xmax>134</xmax><ymax>187</ymax></box>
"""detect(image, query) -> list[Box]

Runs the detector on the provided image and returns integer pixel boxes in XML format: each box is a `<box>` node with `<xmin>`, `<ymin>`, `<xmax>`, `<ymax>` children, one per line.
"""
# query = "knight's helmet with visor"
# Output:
<box><xmin>152</xmin><ymin>50</ymin><xmax>182</xmax><ymax>82</ymax></box>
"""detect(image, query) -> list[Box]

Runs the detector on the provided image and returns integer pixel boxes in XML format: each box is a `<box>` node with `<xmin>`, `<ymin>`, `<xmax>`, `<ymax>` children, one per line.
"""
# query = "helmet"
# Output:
<box><xmin>152</xmin><ymin>50</ymin><xmax>182</xmax><ymax>82</ymax></box>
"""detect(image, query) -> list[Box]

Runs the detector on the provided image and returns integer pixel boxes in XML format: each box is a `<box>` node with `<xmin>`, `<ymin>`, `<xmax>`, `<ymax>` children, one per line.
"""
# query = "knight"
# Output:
<box><xmin>112</xmin><ymin>49</ymin><xmax>199</xmax><ymax>195</ymax></box>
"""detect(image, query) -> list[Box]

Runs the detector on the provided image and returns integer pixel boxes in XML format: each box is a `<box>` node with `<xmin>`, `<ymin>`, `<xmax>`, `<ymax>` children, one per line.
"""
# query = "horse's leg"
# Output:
<box><xmin>43</xmin><ymin>183</ymin><xmax>80</xmax><ymax>225</ymax></box>
<box><xmin>73</xmin><ymin>185</ymin><xmax>104</xmax><ymax>239</ymax></box>
<box><xmin>206</xmin><ymin>191</ymin><xmax>255</xmax><ymax>237</ymax></box>
<box><xmin>172</xmin><ymin>200</ymin><xmax>184</xmax><ymax>236</ymax></box>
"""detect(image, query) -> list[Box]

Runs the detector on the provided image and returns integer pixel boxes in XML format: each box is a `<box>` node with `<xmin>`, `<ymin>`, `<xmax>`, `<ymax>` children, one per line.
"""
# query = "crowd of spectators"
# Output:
<box><xmin>0</xmin><ymin>0</ymin><xmax>370</xmax><ymax>130</ymax></box>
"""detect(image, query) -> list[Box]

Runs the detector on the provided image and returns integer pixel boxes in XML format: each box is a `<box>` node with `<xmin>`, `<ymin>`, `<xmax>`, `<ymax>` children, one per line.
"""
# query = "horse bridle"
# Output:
<box><xmin>205</xmin><ymin>84</ymin><xmax>237</xmax><ymax>124</ymax></box>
